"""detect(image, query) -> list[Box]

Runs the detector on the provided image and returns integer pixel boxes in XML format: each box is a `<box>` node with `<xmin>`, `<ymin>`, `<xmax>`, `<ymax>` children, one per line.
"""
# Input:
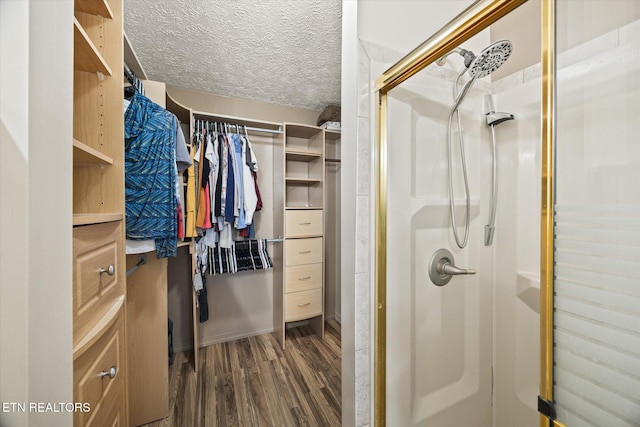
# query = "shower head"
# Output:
<box><xmin>465</xmin><ymin>40</ymin><xmax>513</xmax><ymax>79</ymax></box>
<box><xmin>437</xmin><ymin>40</ymin><xmax>514</xmax><ymax>79</ymax></box>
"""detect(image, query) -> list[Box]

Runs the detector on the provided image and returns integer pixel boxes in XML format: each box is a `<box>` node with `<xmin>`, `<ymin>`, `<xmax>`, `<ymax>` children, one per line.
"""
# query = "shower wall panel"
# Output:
<box><xmin>492</xmin><ymin>75</ymin><xmax>541</xmax><ymax>427</ymax></box>
<box><xmin>386</xmin><ymin>74</ymin><xmax>493</xmax><ymax>427</ymax></box>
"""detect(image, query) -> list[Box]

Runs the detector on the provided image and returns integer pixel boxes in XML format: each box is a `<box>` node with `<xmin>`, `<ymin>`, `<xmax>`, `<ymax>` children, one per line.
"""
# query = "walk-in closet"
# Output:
<box><xmin>64</xmin><ymin>0</ymin><xmax>343</xmax><ymax>425</ymax></box>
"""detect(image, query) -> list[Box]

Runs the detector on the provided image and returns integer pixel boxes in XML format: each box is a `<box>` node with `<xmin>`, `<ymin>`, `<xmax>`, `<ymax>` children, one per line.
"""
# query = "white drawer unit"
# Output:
<box><xmin>274</xmin><ymin>123</ymin><xmax>328</xmax><ymax>350</ymax></box>
<box><xmin>285</xmin><ymin>237</ymin><xmax>323</xmax><ymax>266</ymax></box>
<box><xmin>74</xmin><ymin>304</ymin><xmax>125</xmax><ymax>427</ymax></box>
<box><xmin>284</xmin><ymin>289</ymin><xmax>323</xmax><ymax>322</ymax></box>
<box><xmin>285</xmin><ymin>209</ymin><xmax>323</xmax><ymax>237</ymax></box>
<box><xmin>73</xmin><ymin>221</ymin><xmax>124</xmax><ymax>348</ymax></box>
<box><xmin>285</xmin><ymin>263</ymin><xmax>323</xmax><ymax>293</ymax></box>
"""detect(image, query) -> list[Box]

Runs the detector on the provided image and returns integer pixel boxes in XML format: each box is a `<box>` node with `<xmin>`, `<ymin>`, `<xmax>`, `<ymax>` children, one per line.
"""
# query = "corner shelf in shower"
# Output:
<box><xmin>516</xmin><ymin>271</ymin><xmax>540</xmax><ymax>312</ymax></box>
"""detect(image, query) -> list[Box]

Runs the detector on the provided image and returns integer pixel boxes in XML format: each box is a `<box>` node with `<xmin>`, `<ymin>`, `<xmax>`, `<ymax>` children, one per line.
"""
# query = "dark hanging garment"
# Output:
<box><xmin>214</xmin><ymin>133</ymin><xmax>225</xmax><ymax>217</ymax></box>
<box><xmin>198</xmin><ymin>285</ymin><xmax>209</xmax><ymax>323</ymax></box>
<box><xmin>224</xmin><ymin>146</ymin><xmax>235</xmax><ymax>224</ymax></box>
<box><xmin>253</xmin><ymin>171</ymin><xmax>263</xmax><ymax>212</ymax></box>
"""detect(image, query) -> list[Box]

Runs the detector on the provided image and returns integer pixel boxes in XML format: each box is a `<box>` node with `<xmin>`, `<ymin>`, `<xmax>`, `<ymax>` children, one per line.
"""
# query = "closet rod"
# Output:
<box><xmin>244</xmin><ymin>126</ymin><xmax>283</xmax><ymax>135</ymax></box>
<box><xmin>266</xmin><ymin>236</ymin><xmax>284</xmax><ymax>243</ymax></box>
<box><xmin>194</xmin><ymin>121</ymin><xmax>282</xmax><ymax>135</ymax></box>
<box><xmin>126</xmin><ymin>254</ymin><xmax>147</xmax><ymax>277</ymax></box>
<box><xmin>325</xmin><ymin>158</ymin><xmax>341</xmax><ymax>163</ymax></box>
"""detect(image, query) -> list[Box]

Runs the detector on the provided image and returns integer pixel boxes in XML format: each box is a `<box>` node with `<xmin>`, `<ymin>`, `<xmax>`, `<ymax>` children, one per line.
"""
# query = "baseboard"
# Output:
<box><xmin>173</xmin><ymin>325</ymin><xmax>275</xmax><ymax>353</ymax></box>
<box><xmin>172</xmin><ymin>316</ymin><xmax>340</xmax><ymax>353</ymax></box>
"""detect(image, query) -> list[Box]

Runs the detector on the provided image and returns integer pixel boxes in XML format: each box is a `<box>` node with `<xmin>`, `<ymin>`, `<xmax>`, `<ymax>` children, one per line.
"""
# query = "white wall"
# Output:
<box><xmin>492</xmin><ymin>75</ymin><xmax>541</xmax><ymax>427</ymax></box>
<box><xmin>358</xmin><ymin>0</ymin><xmax>478</xmax><ymax>59</ymax></box>
<box><xmin>0</xmin><ymin>2</ymin><xmax>30</xmax><ymax>424</ymax></box>
<box><xmin>341</xmin><ymin>2</ymin><xmax>358</xmax><ymax>425</ymax></box>
<box><xmin>0</xmin><ymin>1</ymin><xmax>74</xmax><ymax>426</ymax></box>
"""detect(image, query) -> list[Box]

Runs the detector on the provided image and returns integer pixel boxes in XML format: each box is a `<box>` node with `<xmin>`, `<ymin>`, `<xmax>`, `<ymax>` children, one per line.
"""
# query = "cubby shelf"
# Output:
<box><xmin>325</xmin><ymin>129</ymin><xmax>341</xmax><ymax>140</ymax></box>
<box><xmin>73</xmin><ymin>18</ymin><xmax>112</xmax><ymax>75</ymax></box>
<box><xmin>73</xmin><ymin>138</ymin><xmax>114</xmax><ymax>165</ymax></box>
<box><xmin>75</xmin><ymin>0</ymin><xmax>114</xmax><ymax>19</ymax></box>
<box><xmin>285</xmin><ymin>206</ymin><xmax>324</xmax><ymax>210</ymax></box>
<box><xmin>285</xmin><ymin>177</ymin><xmax>322</xmax><ymax>184</ymax></box>
<box><xmin>285</xmin><ymin>150</ymin><xmax>323</xmax><ymax>161</ymax></box>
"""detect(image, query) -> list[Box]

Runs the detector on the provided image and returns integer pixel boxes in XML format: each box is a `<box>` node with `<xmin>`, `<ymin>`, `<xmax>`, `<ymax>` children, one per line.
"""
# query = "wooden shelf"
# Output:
<box><xmin>285</xmin><ymin>206</ymin><xmax>324</xmax><ymax>210</ymax></box>
<box><xmin>73</xmin><ymin>18</ymin><xmax>112</xmax><ymax>75</ymax></box>
<box><xmin>75</xmin><ymin>0</ymin><xmax>113</xmax><ymax>19</ymax></box>
<box><xmin>285</xmin><ymin>150</ymin><xmax>323</xmax><ymax>161</ymax></box>
<box><xmin>73</xmin><ymin>213</ymin><xmax>123</xmax><ymax>226</ymax></box>
<box><xmin>73</xmin><ymin>139</ymin><xmax>113</xmax><ymax>165</ymax></box>
<box><xmin>286</xmin><ymin>178</ymin><xmax>322</xmax><ymax>184</ymax></box>
<box><xmin>193</xmin><ymin>110</ymin><xmax>282</xmax><ymax>132</ymax></box>
<box><xmin>286</xmin><ymin>205</ymin><xmax>324</xmax><ymax>210</ymax></box>
<box><xmin>124</xmin><ymin>31</ymin><xmax>148</xmax><ymax>80</ymax></box>
<box><xmin>325</xmin><ymin>129</ymin><xmax>341</xmax><ymax>140</ymax></box>
<box><xmin>285</xmin><ymin>123</ymin><xmax>323</xmax><ymax>139</ymax></box>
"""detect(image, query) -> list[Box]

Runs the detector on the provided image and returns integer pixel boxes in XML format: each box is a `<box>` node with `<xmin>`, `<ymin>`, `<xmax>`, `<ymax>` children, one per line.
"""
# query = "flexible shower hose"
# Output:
<box><xmin>447</xmin><ymin>67</ymin><xmax>479</xmax><ymax>249</ymax></box>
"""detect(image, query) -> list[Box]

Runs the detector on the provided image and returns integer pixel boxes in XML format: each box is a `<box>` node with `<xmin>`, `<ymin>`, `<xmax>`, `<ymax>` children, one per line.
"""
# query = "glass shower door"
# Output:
<box><xmin>552</xmin><ymin>2</ymin><xmax>640</xmax><ymax>426</ymax></box>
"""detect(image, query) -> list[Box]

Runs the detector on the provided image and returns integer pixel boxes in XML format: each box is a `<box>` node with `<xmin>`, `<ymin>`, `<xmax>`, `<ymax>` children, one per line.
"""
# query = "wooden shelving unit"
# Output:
<box><xmin>73</xmin><ymin>138</ymin><xmax>114</xmax><ymax>164</ymax></box>
<box><xmin>274</xmin><ymin>123</ymin><xmax>326</xmax><ymax>350</ymax></box>
<box><xmin>72</xmin><ymin>0</ymin><xmax>127</xmax><ymax>425</ymax></box>
<box><xmin>73</xmin><ymin>18</ymin><xmax>112</xmax><ymax>75</ymax></box>
<box><xmin>75</xmin><ymin>0</ymin><xmax>113</xmax><ymax>18</ymax></box>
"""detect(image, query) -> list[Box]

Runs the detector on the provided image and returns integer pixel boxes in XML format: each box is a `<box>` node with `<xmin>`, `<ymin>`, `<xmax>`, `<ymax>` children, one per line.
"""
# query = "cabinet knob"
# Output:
<box><xmin>99</xmin><ymin>264</ymin><xmax>115</xmax><ymax>276</ymax></box>
<box><xmin>99</xmin><ymin>366</ymin><xmax>117</xmax><ymax>379</ymax></box>
<box><xmin>298</xmin><ymin>222</ymin><xmax>312</xmax><ymax>225</ymax></box>
<box><xmin>298</xmin><ymin>276</ymin><xmax>311</xmax><ymax>281</ymax></box>
<box><xmin>297</xmin><ymin>302</ymin><xmax>311</xmax><ymax>307</ymax></box>
<box><xmin>298</xmin><ymin>250</ymin><xmax>311</xmax><ymax>254</ymax></box>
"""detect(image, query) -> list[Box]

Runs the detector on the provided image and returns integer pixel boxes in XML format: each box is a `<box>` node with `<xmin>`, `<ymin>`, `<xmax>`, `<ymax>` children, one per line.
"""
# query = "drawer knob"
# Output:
<box><xmin>99</xmin><ymin>366</ymin><xmax>117</xmax><ymax>379</ymax></box>
<box><xmin>298</xmin><ymin>222</ymin><xmax>312</xmax><ymax>225</ymax></box>
<box><xmin>298</xmin><ymin>276</ymin><xmax>311</xmax><ymax>281</ymax></box>
<box><xmin>298</xmin><ymin>250</ymin><xmax>311</xmax><ymax>254</ymax></box>
<box><xmin>297</xmin><ymin>302</ymin><xmax>311</xmax><ymax>307</ymax></box>
<box><xmin>99</xmin><ymin>264</ymin><xmax>115</xmax><ymax>276</ymax></box>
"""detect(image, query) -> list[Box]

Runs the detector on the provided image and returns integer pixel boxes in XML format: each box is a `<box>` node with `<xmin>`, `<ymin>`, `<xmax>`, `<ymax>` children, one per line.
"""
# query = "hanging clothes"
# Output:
<box><xmin>184</xmin><ymin>144</ymin><xmax>197</xmax><ymax>237</ymax></box>
<box><xmin>191</xmin><ymin>120</ymin><xmax>264</xmax><ymax>246</ymax></box>
<box><xmin>124</xmin><ymin>91</ymin><xmax>178</xmax><ymax>258</ymax></box>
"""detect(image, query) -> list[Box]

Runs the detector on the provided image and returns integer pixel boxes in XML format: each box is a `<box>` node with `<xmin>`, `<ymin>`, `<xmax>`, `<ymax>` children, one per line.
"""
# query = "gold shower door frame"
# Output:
<box><xmin>372</xmin><ymin>1</ymin><xmax>559</xmax><ymax>426</ymax></box>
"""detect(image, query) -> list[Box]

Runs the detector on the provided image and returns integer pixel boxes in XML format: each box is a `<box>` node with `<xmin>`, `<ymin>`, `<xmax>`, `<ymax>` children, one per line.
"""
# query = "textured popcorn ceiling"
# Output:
<box><xmin>124</xmin><ymin>0</ymin><xmax>342</xmax><ymax>111</ymax></box>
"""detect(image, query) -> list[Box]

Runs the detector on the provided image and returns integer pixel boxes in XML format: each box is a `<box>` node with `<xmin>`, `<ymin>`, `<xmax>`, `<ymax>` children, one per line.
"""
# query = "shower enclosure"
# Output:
<box><xmin>382</xmin><ymin>22</ymin><xmax>538</xmax><ymax>427</ymax></box>
<box><xmin>373</xmin><ymin>0</ymin><xmax>640</xmax><ymax>426</ymax></box>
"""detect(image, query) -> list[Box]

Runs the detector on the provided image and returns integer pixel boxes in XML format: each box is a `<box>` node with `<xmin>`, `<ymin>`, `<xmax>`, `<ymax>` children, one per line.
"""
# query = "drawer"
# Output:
<box><xmin>285</xmin><ymin>263</ymin><xmax>323</xmax><ymax>293</ymax></box>
<box><xmin>285</xmin><ymin>210</ymin><xmax>323</xmax><ymax>237</ymax></box>
<box><xmin>285</xmin><ymin>289</ymin><xmax>323</xmax><ymax>322</ymax></box>
<box><xmin>285</xmin><ymin>237</ymin><xmax>323</xmax><ymax>266</ymax></box>
<box><xmin>74</xmin><ymin>307</ymin><xmax>125</xmax><ymax>427</ymax></box>
<box><xmin>73</xmin><ymin>221</ymin><xmax>123</xmax><ymax>346</ymax></box>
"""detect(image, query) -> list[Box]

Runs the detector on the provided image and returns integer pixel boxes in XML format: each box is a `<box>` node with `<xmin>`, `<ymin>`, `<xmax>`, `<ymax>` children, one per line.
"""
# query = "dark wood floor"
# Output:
<box><xmin>141</xmin><ymin>320</ymin><xmax>341</xmax><ymax>427</ymax></box>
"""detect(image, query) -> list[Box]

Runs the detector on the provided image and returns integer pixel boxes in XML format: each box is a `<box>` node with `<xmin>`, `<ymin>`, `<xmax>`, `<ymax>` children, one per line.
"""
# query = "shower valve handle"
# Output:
<box><xmin>440</xmin><ymin>262</ymin><xmax>476</xmax><ymax>276</ymax></box>
<box><xmin>429</xmin><ymin>248</ymin><xmax>476</xmax><ymax>286</ymax></box>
